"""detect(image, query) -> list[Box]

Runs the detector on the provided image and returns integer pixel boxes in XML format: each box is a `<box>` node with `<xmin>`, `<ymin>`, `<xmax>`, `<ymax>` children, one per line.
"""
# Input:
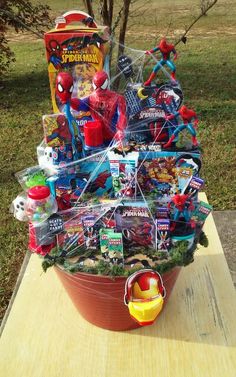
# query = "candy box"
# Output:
<box><xmin>99</xmin><ymin>228</ymin><xmax>114</xmax><ymax>259</ymax></box>
<box><xmin>156</xmin><ymin>219</ymin><xmax>170</xmax><ymax>251</ymax></box>
<box><xmin>108</xmin><ymin>233</ymin><xmax>124</xmax><ymax>266</ymax></box>
<box><xmin>44</xmin><ymin>10</ymin><xmax>110</xmax><ymax>113</ymax></box>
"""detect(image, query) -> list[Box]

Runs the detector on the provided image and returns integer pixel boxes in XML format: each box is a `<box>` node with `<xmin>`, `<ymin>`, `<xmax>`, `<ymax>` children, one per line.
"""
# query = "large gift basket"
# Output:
<box><xmin>11</xmin><ymin>10</ymin><xmax>212</xmax><ymax>331</ymax></box>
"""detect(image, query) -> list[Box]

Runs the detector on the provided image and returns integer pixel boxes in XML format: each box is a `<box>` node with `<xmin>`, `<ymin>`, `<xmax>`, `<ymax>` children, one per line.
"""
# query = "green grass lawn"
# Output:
<box><xmin>0</xmin><ymin>0</ymin><xmax>236</xmax><ymax>322</ymax></box>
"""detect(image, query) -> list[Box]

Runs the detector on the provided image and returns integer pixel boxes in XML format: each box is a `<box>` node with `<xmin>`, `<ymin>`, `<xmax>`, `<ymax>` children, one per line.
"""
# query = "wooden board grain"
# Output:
<box><xmin>1</xmin><ymin>193</ymin><xmax>236</xmax><ymax>377</ymax></box>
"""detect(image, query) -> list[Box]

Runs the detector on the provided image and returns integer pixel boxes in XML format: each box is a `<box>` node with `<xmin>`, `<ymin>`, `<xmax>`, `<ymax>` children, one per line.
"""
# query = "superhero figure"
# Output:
<box><xmin>47</xmin><ymin>40</ymin><xmax>62</xmax><ymax>69</ymax></box>
<box><xmin>56</xmin><ymin>71</ymin><xmax>127</xmax><ymax>149</ymax></box>
<box><xmin>55</xmin><ymin>72</ymin><xmax>86</xmax><ymax>158</ymax></box>
<box><xmin>144</xmin><ymin>39</ymin><xmax>178</xmax><ymax>86</ymax></box>
<box><xmin>70</xmin><ymin>71</ymin><xmax>127</xmax><ymax>143</ymax></box>
<box><xmin>164</xmin><ymin>105</ymin><xmax>199</xmax><ymax>148</ymax></box>
<box><xmin>88</xmin><ymin>71</ymin><xmax>127</xmax><ymax>143</ymax></box>
<box><xmin>168</xmin><ymin>193</ymin><xmax>195</xmax><ymax>230</ymax></box>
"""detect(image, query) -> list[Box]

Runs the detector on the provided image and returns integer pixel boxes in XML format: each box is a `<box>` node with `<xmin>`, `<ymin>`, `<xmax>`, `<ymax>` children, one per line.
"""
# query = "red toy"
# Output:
<box><xmin>67</xmin><ymin>70</ymin><xmax>127</xmax><ymax>144</ymax></box>
<box><xmin>124</xmin><ymin>269</ymin><xmax>166</xmax><ymax>326</ymax></box>
<box><xmin>56</xmin><ymin>72</ymin><xmax>74</xmax><ymax>104</ymax></box>
<box><xmin>55</xmin><ymin>72</ymin><xmax>86</xmax><ymax>158</ymax></box>
<box><xmin>144</xmin><ymin>39</ymin><xmax>178</xmax><ymax>86</ymax></box>
<box><xmin>164</xmin><ymin>105</ymin><xmax>199</xmax><ymax>148</ymax></box>
<box><xmin>168</xmin><ymin>193</ymin><xmax>195</xmax><ymax>230</ymax></box>
<box><xmin>87</xmin><ymin>71</ymin><xmax>127</xmax><ymax>143</ymax></box>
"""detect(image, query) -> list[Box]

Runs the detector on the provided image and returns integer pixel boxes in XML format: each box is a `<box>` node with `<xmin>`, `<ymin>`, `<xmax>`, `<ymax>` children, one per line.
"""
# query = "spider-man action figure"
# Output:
<box><xmin>168</xmin><ymin>194</ymin><xmax>195</xmax><ymax>230</ymax></box>
<box><xmin>88</xmin><ymin>71</ymin><xmax>127</xmax><ymax>143</ymax></box>
<box><xmin>144</xmin><ymin>39</ymin><xmax>178</xmax><ymax>86</ymax></box>
<box><xmin>164</xmin><ymin>105</ymin><xmax>199</xmax><ymax>148</ymax></box>
<box><xmin>56</xmin><ymin>72</ymin><xmax>86</xmax><ymax>158</ymax></box>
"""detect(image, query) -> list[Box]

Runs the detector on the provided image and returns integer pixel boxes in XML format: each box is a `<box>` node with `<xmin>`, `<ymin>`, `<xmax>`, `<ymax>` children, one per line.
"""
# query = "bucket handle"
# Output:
<box><xmin>55</xmin><ymin>10</ymin><xmax>98</xmax><ymax>30</ymax></box>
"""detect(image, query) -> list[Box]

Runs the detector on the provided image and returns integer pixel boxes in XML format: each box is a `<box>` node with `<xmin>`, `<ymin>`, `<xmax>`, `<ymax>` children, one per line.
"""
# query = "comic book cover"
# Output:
<box><xmin>43</xmin><ymin>114</ymin><xmax>72</xmax><ymax>147</ymax></box>
<box><xmin>137</xmin><ymin>150</ymin><xmax>201</xmax><ymax>202</ymax></box>
<box><xmin>82</xmin><ymin>215</ymin><xmax>100</xmax><ymax>249</ymax></box>
<box><xmin>58</xmin><ymin>214</ymin><xmax>85</xmax><ymax>253</ymax></box>
<box><xmin>125</xmin><ymin>83</ymin><xmax>183</xmax><ymax>144</ymax></box>
<box><xmin>115</xmin><ymin>203</ymin><xmax>156</xmax><ymax>249</ymax></box>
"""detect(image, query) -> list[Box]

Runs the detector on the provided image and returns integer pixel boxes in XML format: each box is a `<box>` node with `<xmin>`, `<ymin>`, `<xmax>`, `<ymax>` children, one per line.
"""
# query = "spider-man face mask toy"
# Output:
<box><xmin>56</xmin><ymin>72</ymin><xmax>74</xmax><ymax>104</ymax></box>
<box><xmin>92</xmin><ymin>71</ymin><xmax>109</xmax><ymax>91</ymax></box>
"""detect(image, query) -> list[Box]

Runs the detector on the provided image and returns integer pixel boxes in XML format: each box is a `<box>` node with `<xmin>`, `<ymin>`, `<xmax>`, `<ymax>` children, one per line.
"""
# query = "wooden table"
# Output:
<box><xmin>1</xmin><ymin>194</ymin><xmax>236</xmax><ymax>377</ymax></box>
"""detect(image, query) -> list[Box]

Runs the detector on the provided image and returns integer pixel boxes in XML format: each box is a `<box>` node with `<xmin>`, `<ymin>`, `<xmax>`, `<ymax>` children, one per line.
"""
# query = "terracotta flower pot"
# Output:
<box><xmin>55</xmin><ymin>266</ymin><xmax>181</xmax><ymax>331</ymax></box>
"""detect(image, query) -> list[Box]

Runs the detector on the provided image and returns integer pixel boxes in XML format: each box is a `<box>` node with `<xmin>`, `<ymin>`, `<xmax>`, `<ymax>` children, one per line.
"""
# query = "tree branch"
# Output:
<box><xmin>83</xmin><ymin>0</ymin><xmax>95</xmax><ymax>19</ymax></box>
<box><xmin>174</xmin><ymin>0</ymin><xmax>218</xmax><ymax>46</ymax></box>
<box><xmin>0</xmin><ymin>9</ymin><xmax>44</xmax><ymax>38</ymax></box>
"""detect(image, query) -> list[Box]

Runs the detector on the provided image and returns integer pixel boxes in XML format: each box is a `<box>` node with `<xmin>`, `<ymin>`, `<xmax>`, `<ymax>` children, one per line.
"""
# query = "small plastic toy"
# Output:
<box><xmin>27</xmin><ymin>186</ymin><xmax>58</xmax><ymax>255</ymax></box>
<box><xmin>124</xmin><ymin>270</ymin><xmax>166</xmax><ymax>326</ymax></box>
<box><xmin>164</xmin><ymin>105</ymin><xmax>199</xmax><ymax>148</ymax></box>
<box><xmin>26</xmin><ymin>186</ymin><xmax>58</xmax><ymax>223</ymax></box>
<box><xmin>11</xmin><ymin>193</ymin><xmax>28</xmax><ymax>222</ymax></box>
<box><xmin>118</xmin><ymin>55</ymin><xmax>134</xmax><ymax>79</ymax></box>
<box><xmin>55</xmin><ymin>72</ymin><xmax>85</xmax><ymax>158</ymax></box>
<box><xmin>84</xmin><ymin>120</ymin><xmax>103</xmax><ymax>150</ymax></box>
<box><xmin>144</xmin><ymin>38</ymin><xmax>178</xmax><ymax>86</ymax></box>
<box><xmin>168</xmin><ymin>193</ymin><xmax>195</xmax><ymax>229</ymax></box>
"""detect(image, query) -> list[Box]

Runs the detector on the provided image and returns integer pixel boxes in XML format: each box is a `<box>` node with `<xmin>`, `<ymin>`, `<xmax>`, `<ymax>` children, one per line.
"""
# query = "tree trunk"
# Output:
<box><xmin>118</xmin><ymin>0</ymin><xmax>131</xmax><ymax>57</ymax></box>
<box><xmin>83</xmin><ymin>0</ymin><xmax>95</xmax><ymax>19</ymax></box>
<box><xmin>113</xmin><ymin>0</ymin><xmax>132</xmax><ymax>90</ymax></box>
<box><xmin>100</xmin><ymin>0</ymin><xmax>114</xmax><ymax>28</ymax></box>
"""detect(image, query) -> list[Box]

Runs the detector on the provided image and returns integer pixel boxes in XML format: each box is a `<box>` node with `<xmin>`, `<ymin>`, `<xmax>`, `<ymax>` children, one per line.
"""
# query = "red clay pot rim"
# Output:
<box><xmin>55</xmin><ymin>265</ymin><xmax>181</xmax><ymax>283</ymax></box>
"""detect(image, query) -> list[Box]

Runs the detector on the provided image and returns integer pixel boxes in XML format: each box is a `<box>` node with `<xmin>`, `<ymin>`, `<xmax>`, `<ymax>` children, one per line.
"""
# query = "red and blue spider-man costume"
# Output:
<box><xmin>164</xmin><ymin>105</ymin><xmax>199</xmax><ymax>148</ymax></box>
<box><xmin>144</xmin><ymin>39</ymin><xmax>177</xmax><ymax>86</ymax></box>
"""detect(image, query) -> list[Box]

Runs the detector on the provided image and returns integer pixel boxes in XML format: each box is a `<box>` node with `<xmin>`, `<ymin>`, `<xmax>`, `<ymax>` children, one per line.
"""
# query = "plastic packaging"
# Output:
<box><xmin>108</xmin><ymin>150</ymin><xmax>139</xmax><ymax>198</ymax></box>
<box><xmin>26</xmin><ymin>186</ymin><xmax>58</xmax><ymax>223</ymax></box>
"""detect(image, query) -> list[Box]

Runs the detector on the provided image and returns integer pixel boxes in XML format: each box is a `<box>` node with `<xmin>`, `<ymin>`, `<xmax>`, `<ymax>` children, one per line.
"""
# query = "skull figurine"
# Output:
<box><xmin>11</xmin><ymin>194</ymin><xmax>28</xmax><ymax>221</ymax></box>
<box><xmin>38</xmin><ymin>146</ymin><xmax>57</xmax><ymax>175</ymax></box>
<box><xmin>44</xmin><ymin>146</ymin><xmax>54</xmax><ymax>164</ymax></box>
